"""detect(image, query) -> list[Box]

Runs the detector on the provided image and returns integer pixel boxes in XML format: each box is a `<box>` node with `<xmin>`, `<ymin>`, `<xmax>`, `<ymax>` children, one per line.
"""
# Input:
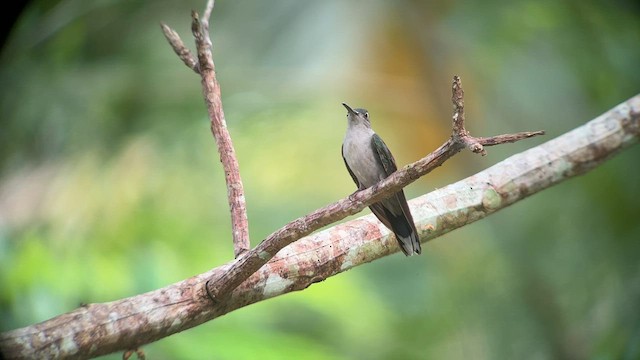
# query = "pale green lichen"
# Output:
<box><xmin>169</xmin><ymin>318</ymin><xmax>182</xmax><ymax>331</ymax></box>
<box><xmin>60</xmin><ymin>336</ymin><xmax>78</xmax><ymax>355</ymax></box>
<box><xmin>340</xmin><ymin>247</ymin><xmax>359</xmax><ymax>271</ymax></box>
<box><xmin>482</xmin><ymin>188</ymin><xmax>501</xmax><ymax>211</ymax></box>
<box><xmin>262</xmin><ymin>274</ymin><xmax>294</xmax><ymax>298</ymax></box>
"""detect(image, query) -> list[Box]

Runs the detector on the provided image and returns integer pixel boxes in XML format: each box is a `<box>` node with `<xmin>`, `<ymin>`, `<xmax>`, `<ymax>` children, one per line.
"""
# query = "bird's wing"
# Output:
<box><xmin>371</xmin><ymin>133</ymin><xmax>421</xmax><ymax>255</ymax></box>
<box><xmin>342</xmin><ymin>144</ymin><xmax>362</xmax><ymax>189</ymax></box>
<box><xmin>371</xmin><ymin>132</ymin><xmax>416</xmax><ymax>222</ymax></box>
<box><xmin>369</xmin><ymin>202</ymin><xmax>393</xmax><ymax>229</ymax></box>
<box><xmin>371</xmin><ymin>133</ymin><xmax>398</xmax><ymax>176</ymax></box>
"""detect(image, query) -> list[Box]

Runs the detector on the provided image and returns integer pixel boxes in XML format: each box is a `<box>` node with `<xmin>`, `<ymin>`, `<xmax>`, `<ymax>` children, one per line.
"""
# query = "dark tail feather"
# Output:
<box><xmin>369</xmin><ymin>201</ymin><xmax>421</xmax><ymax>256</ymax></box>
<box><xmin>388</xmin><ymin>212</ymin><xmax>421</xmax><ymax>256</ymax></box>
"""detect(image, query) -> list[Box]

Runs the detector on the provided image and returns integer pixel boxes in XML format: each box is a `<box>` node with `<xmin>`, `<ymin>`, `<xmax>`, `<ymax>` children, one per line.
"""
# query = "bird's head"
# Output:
<box><xmin>342</xmin><ymin>102</ymin><xmax>370</xmax><ymax>126</ymax></box>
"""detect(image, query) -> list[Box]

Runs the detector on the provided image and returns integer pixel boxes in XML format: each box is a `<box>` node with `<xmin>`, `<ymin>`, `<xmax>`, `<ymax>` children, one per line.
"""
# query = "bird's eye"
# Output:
<box><xmin>364</xmin><ymin>112</ymin><xmax>369</xmax><ymax>119</ymax></box>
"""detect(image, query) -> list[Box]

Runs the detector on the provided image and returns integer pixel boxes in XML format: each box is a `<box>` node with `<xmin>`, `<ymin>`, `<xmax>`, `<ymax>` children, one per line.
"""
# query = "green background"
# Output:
<box><xmin>1</xmin><ymin>1</ymin><xmax>639</xmax><ymax>359</ymax></box>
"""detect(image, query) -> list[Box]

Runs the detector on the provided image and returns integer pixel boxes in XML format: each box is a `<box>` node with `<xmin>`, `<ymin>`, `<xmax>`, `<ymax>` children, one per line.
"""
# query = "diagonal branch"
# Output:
<box><xmin>160</xmin><ymin>23</ymin><xmax>198</xmax><ymax>73</ymax></box>
<box><xmin>162</xmin><ymin>1</ymin><xmax>250</xmax><ymax>257</ymax></box>
<box><xmin>2</xmin><ymin>94</ymin><xmax>637</xmax><ymax>360</ymax></box>
<box><xmin>204</xmin><ymin>76</ymin><xmax>544</xmax><ymax>302</ymax></box>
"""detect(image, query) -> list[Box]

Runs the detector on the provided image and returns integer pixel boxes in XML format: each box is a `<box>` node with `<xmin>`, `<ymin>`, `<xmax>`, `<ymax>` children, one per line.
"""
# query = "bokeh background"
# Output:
<box><xmin>1</xmin><ymin>1</ymin><xmax>639</xmax><ymax>359</ymax></box>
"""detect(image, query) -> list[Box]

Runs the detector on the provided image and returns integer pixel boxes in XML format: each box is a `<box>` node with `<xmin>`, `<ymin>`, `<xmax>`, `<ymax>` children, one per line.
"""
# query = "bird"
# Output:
<box><xmin>341</xmin><ymin>102</ymin><xmax>421</xmax><ymax>256</ymax></box>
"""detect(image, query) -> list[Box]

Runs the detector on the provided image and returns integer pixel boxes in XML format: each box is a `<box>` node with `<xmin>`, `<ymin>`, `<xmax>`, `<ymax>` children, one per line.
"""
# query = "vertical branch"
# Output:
<box><xmin>191</xmin><ymin>3</ymin><xmax>250</xmax><ymax>257</ymax></box>
<box><xmin>161</xmin><ymin>1</ymin><xmax>250</xmax><ymax>257</ymax></box>
<box><xmin>451</xmin><ymin>76</ymin><xmax>487</xmax><ymax>155</ymax></box>
<box><xmin>451</xmin><ymin>75</ymin><xmax>466</xmax><ymax>135</ymax></box>
<box><xmin>202</xmin><ymin>0</ymin><xmax>215</xmax><ymax>30</ymax></box>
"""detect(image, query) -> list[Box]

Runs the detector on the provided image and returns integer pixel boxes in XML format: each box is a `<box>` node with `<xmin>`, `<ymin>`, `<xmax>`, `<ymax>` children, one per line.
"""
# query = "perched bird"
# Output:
<box><xmin>341</xmin><ymin>103</ymin><xmax>421</xmax><ymax>256</ymax></box>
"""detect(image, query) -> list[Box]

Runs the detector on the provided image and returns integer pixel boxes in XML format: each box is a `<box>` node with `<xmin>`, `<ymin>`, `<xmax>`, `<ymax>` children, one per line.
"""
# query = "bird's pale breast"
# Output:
<box><xmin>343</xmin><ymin>126</ymin><xmax>386</xmax><ymax>188</ymax></box>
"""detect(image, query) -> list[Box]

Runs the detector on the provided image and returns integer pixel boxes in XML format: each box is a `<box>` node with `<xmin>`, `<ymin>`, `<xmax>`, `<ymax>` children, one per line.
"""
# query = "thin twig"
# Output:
<box><xmin>163</xmin><ymin>2</ymin><xmax>250</xmax><ymax>257</ymax></box>
<box><xmin>451</xmin><ymin>75</ymin><xmax>466</xmax><ymax>135</ymax></box>
<box><xmin>476</xmin><ymin>132</ymin><xmax>545</xmax><ymax>146</ymax></box>
<box><xmin>202</xmin><ymin>0</ymin><xmax>215</xmax><ymax>32</ymax></box>
<box><xmin>204</xmin><ymin>75</ymin><xmax>545</xmax><ymax>302</ymax></box>
<box><xmin>160</xmin><ymin>23</ymin><xmax>199</xmax><ymax>74</ymax></box>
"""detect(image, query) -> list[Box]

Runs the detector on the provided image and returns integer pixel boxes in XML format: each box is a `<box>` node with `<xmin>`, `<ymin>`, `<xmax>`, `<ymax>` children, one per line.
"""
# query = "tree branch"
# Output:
<box><xmin>204</xmin><ymin>76</ymin><xmax>544</xmax><ymax>302</ymax></box>
<box><xmin>160</xmin><ymin>23</ymin><xmax>198</xmax><ymax>73</ymax></box>
<box><xmin>2</xmin><ymin>94</ymin><xmax>637</xmax><ymax>360</ymax></box>
<box><xmin>162</xmin><ymin>1</ymin><xmax>250</xmax><ymax>257</ymax></box>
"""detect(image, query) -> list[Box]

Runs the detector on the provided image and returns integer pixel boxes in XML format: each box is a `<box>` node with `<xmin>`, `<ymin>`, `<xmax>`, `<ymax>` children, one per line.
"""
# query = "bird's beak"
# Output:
<box><xmin>342</xmin><ymin>102</ymin><xmax>357</xmax><ymax>115</ymax></box>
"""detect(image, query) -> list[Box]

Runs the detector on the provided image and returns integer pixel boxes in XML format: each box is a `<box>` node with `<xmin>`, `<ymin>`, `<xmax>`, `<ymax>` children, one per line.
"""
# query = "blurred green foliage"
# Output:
<box><xmin>1</xmin><ymin>0</ymin><xmax>639</xmax><ymax>359</ymax></box>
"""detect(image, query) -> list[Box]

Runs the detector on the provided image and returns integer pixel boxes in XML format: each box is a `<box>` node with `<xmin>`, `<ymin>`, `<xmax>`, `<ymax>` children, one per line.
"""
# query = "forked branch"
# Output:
<box><xmin>161</xmin><ymin>0</ymin><xmax>250</xmax><ymax>257</ymax></box>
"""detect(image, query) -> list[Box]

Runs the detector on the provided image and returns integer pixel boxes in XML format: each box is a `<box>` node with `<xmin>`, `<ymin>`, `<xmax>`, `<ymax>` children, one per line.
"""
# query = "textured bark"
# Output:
<box><xmin>1</xmin><ymin>94</ymin><xmax>638</xmax><ymax>360</ymax></box>
<box><xmin>162</xmin><ymin>3</ymin><xmax>251</xmax><ymax>257</ymax></box>
<box><xmin>193</xmin><ymin>13</ymin><xmax>250</xmax><ymax>257</ymax></box>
